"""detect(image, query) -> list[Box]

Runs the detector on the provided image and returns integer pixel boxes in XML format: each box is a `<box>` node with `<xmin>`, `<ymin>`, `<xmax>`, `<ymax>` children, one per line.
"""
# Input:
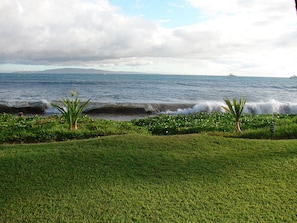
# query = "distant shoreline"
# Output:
<box><xmin>11</xmin><ymin>67</ymin><xmax>145</xmax><ymax>75</ymax></box>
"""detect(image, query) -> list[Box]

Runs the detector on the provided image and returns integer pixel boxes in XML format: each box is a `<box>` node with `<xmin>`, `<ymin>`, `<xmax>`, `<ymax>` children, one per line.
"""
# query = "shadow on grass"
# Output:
<box><xmin>1</xmin><ymin>135</ymin><xmax>297</xmax><ymax>209</ymax></box>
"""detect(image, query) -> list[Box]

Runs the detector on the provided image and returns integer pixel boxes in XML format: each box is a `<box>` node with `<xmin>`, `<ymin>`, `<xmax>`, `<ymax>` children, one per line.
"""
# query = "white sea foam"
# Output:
<box><xmin>2</xmin><ymin>99</ymin><xmax>297</xmax><ymax>115</ymax></box>
<box><xmin>244</xmin><ymin>100</ymin><xmax>297</xmax><ymax>114</ymax></box>
<box><xmin>165</xmin><ymin>100</ymin><xmax>297</xmax><ymax>115</ymax></box>
<box><xmin>166</xmin><ymin>101</ymin><xmax>223</xmax><ymax>115</ymax></box>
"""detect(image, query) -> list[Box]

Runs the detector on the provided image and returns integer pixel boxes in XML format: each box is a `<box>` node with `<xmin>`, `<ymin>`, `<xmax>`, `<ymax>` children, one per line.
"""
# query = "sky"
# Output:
<box><xmin>0</xmin><ymin>0</ymin><xmax>296</xmax><ymax>77</ymax></box>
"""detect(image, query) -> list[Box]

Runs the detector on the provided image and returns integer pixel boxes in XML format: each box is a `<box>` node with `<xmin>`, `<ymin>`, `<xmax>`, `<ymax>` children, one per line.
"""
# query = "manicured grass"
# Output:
<box><xmin>1</xmin><ymin>134</ymin><xmax>296</xmax><ymax>222</ymax></box>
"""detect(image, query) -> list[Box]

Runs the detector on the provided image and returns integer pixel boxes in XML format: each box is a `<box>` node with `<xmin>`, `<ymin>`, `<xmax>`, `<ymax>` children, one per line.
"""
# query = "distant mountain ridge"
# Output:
<box><xmin>14</xmin><ymin>68</ymin><xmax>144</xmax><ymax>74</ymax></box>
<box><xmin>39</xmin><ymin>68</ymin><xmax>111</xmax><ymax>74</ymax></box>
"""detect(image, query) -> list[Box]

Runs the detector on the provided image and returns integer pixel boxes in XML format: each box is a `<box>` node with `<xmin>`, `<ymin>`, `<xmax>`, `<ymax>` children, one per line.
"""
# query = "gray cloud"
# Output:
<box><xmin>0</xmin><ymin>0</ymin><xmax>296</xmax><ymax>76</ymax></box>
<box><xmin>0</xmin><ymin>0</ymin><xmax>165</xmax><ymax>64</ymax></box>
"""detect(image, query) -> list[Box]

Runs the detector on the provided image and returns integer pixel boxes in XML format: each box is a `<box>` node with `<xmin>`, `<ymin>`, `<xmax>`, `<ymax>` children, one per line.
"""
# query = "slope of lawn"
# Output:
<box><xmin>1</xmin><ymin>134</ymin><xmax>296</xmax><ymax>222</ymax></box>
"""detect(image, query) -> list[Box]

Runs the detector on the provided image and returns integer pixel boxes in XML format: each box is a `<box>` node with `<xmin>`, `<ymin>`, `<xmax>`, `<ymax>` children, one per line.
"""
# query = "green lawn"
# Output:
<box><xmin>1</xmin><ymin>134</ymin><xmax>296</xmax><ymax>222</ymax></box>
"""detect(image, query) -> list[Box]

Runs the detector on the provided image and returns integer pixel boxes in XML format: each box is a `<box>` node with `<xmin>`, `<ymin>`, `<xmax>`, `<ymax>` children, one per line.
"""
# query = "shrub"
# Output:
<box><xmin>51</xmin><ymin>91</ymin><xmax>90</xmax><ymax>130</ymax></box>
<box><xmin>222</xmin><ymin>97</ymin><xmax>246</xmax><ymax>132</ymax></box>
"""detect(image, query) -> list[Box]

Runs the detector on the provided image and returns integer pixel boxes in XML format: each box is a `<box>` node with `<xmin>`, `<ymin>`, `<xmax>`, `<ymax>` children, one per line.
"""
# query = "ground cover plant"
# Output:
<box><xmin>0</xmin><ymin>114</ymin><xmax>147</xmax><ymax>143</ymax></box>
<box><xmin>1</xmin><ymin>134</ymin><xmax>296</xmax><ymax>222</ymax></box>
<box><xmin>132</xmin><ymin>112</ymin><xmax>297</xmax><ymax>139</ymax></box>
<box><xmin>1</xmin><ymin>112</ymin><xmax>297</xmax><ymax>143</ymax></box>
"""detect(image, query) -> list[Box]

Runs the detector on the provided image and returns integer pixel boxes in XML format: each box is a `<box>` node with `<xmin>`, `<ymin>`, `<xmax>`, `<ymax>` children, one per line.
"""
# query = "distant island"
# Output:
<box><xmin>289</xmin><ymin>75</ymin><xmax>297</xmax><ymax>79</ymax></box>
<box><xmin>13</xmin><ymin>68</ymin><xmax>144</xmax><ymax>75</ymax></box>
<box><xmin>228</xmin><ymin>73</ymin><xmax>236</xmax><ymax>77</ymax></box>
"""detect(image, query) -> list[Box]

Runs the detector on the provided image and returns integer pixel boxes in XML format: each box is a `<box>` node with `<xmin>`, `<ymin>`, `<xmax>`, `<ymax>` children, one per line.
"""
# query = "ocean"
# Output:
<box><xmin>1</xmin><ymin>73</ymin><xmax>297</xmax><ymax>119</ymax></box>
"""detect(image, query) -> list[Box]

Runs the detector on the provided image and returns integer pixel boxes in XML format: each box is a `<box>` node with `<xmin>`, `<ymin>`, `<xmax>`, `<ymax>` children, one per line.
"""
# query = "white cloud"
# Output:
<box><xmin>0</xmin><ymin>0</ymin><xmax>161</xmax><ymax>62</ymax></box>
<box><xmin>0</xmin><ymin>0</ymin><xmax>296</xmax><ymax>76</ymax></box>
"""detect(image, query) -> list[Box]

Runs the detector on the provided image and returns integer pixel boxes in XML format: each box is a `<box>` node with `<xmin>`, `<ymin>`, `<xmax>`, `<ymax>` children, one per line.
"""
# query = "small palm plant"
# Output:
<box><xmin>51</xmin><ymin>91</ymin><xmax>90</xmax><ymax>130</ymax></box>
<box><xmin>222</xmin><ymin>97</ymin><xmax>246</xmax><ymax>132</ymax></box>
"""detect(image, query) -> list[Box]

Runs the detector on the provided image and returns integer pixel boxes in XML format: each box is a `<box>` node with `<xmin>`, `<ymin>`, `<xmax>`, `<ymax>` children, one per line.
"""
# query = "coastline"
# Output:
<box><xmin>2</xmin><ymin>99</ymin><xmax>297</xmax><ymax>120</ymax></box>
<box><xmin>0</xmin><ymin>102</ymin><xmax>195</xmax><ymax>121</ymax></box>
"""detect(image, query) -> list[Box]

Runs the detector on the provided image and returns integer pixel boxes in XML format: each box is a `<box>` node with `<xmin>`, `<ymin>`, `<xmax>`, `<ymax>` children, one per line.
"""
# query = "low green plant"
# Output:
<box><xmin>51</xmin><ymin>91</ymin><xmax>90</xmax><ymax>130</ymax></box>
<box><xmin>0</xmin><ymin>114</ymin><xmax>147</xmax><ymax>143</ymax></box>
<box><xmin>132</xmin><ymin>112</ymin><xmax>297</xmax><ymax>139</ymax></box>
<box><xmin>1</xmin><ymin>111</ymin><xmax>297</xmax><ymax>143</ymax></box>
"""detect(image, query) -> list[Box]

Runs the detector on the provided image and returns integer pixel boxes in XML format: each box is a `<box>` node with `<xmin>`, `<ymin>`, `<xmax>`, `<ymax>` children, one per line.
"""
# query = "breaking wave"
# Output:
<box><xmin>1</xmin><ymin>99</ymin><xmax>297</xmax><ymax>116</ymax></box>
<box><xmin>167</xmin><ymin>99</ymin><xmax>297</xmax><ymax>115</ymax></box>
<box><xmin>0</xmin><ymin>100</ymin><xmax>50</xmax><ymax>114</ymax></box>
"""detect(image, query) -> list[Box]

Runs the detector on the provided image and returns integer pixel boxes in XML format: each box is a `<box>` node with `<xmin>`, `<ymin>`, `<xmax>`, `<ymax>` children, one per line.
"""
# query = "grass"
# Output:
<box><xmin>1</xmin><ymin>134</ymin><xmax>297</xmax><ymax>222</ymax></box>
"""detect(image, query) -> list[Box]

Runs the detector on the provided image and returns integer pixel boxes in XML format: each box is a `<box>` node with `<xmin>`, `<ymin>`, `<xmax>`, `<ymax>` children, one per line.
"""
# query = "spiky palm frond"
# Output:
<box><xmin>51</xmin><ymin>92</ymin><xmax>90</xmax><ymax>130</ymax></box>
<box><xmin>222</xmin><ymin>97</ymin><xmax>246</xmax><ymax>132</ymax></box>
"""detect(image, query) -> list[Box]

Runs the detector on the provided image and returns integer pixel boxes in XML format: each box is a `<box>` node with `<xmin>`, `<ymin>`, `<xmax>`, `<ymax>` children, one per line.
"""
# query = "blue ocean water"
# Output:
<box><xmin>1</xmin><ymin>73</ymin><xmax>297</xmax><ymax>116</ymax></box>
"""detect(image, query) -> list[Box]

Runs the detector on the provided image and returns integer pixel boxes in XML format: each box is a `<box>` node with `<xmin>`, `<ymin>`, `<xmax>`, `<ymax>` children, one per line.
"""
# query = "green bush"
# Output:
<box><xmin>51</xmin><ymin>91</ymin><xmax>90</xmax><ymax>130</ymax></box>
<box><xmin>132</xmin><ymin>112</ymin><xmax>297</xmax><ymax>139</ymax></box>
<box><xmin>222</xmin><ymin>97</ymin><xmax>246</xmax><ymax>132</ymax></box>
<box><xmin>132</xmin><ymin>113</ymin><xmax>235</xmax><ymax>135</ymax></box>
<box><xmin>1</xmin><ymin>112</ymin><xmax>297</xmax><ymax>143</ymax></box>
<box><xmin>0</xmin><ymin>114</ymin><xmax>147</xmax><ymax>143</ymax></box>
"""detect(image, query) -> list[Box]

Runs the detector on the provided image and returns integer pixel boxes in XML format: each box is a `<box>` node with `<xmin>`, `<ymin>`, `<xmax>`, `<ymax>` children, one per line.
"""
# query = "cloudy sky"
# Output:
<box><xmin>0</xmin><ymin>0</ymin><xmax>296</xmax><ymax>77</ymax></box>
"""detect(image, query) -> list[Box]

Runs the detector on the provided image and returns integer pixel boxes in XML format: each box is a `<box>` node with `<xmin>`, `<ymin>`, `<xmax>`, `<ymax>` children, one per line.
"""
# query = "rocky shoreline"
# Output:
<box><xmin>0</xmin><ymin>102</ymin><xmax>196</xmax><ymax>117</ymax></box>
<box><xmin>0</xmin><ymin>104</ymin><xmax>46</xmax><ymax>115</ymax></box>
